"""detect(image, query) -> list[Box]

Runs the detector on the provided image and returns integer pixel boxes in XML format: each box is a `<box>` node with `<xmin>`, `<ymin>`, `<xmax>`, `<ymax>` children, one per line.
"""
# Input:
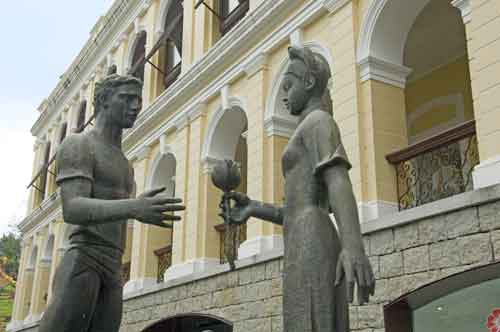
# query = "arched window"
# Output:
<box><xmin>358</xmin><ymin>0</ymin><xmax>478</xmax><ymax>212</ymax></box>
<box><xmin>38</xmin><ymin>142</ymin><xmax>51</xmax><ymax>202</ymax></box>
<box><xmin>218</xmin><ymin>0</ymin><xmax>249</xmax><ymax>36</ymax></box>
<box><xmin>58</xmin><ymin>122</ymin><xmax>68</xmax><ymax>144</ymax></box>
<box><xmin>202</xmin><ymin>104</ymin><xmax>248</xmax><ymax>263</ymax></box>
<box><xmin>195</xmin><ymin>0</ymin><xmax>249</xmax><ymax>38</ymax></box>
<box><xmin>157</xmin><ymin>0</ymin><xmax>184</xmax><ymax>93</ymax></box>
<box><xmin>75</xmin><ymin>100</ymin><xmax>87</xmax><ymax>133</ymax></box>
<box><xmin>148</xmin><ymin>152</ymin><xmax>177</xmax><ymax>282</ymax></box>
<box><xmin>129</xmin><ymin>31</ymin><xmax>147</xmax><ymax>81</ymax></box>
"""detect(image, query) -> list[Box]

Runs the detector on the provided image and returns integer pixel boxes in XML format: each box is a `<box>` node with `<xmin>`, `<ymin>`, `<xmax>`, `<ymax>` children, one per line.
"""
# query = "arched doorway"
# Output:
<box><xmin>385</xmin><ymin>261</ymin><xmax>500</xmax><ymax>332</ymax></box>
<box><xmin>202</xmin><ymin>104</ymin><xmax>248</xmax><ymax>263</ymax></box>
<box><xmin>142</xmin><ymin>314</ymin><xmax>232</xmax><ymax>332</ymax></box>
<box><xmin>358</xmin><ymin>0</ymin><xmax>478</xmax><ymax>212</ymax></box>
<box><xmin>148</xmin><ymin>152</ymin><xmax>177</xmax><ymax>282</ymax></box>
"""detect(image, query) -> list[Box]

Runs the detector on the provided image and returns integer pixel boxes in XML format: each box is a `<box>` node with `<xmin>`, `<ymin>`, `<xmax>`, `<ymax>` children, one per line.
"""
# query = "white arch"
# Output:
<box><xmin>264</xmin><ymin>41</ymin><xmax>334</xmax><ymax>138</ymax></box>
<box><xmin>146</xmin><ymin>149</ymin><xmax>177</xmax><ymax>197</ymax></box>
<box><xmin>201</xmin><ymin>97</ymin><xmax>248</xmax><ymax>169</ymax></box>
<box><xmin>357</xmin><ymin>0</ymin><xmax>431</xmax><ymax>65</ymax></box>
<box><xmin>356</xmin><ymin>0</ymin><xmax>436</xmax><ymax>87</ymax></box>
<box><xmin>42</xmin><ymin>235</ymin><xmax>55</xmax><ymax>263</ymax></box>
<box><xmin>27</xmin><ymin>246</ymin><xmax>38</xmax><ymax>270</ymax></box>
<box><xmin>155</xmin><ymin>0</ymin><xmax>176</xmax><ymax>38</ymax></box>
<box><xmin>125</xmin><ymin>28</ymin><xmax>148</xmax><ymax>72</ymax></box>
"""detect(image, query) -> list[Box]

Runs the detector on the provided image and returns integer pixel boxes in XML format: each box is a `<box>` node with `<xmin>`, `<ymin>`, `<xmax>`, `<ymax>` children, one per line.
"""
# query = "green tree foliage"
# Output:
<box><xmin>0</xmin><ymin>233</ymin><xmax>20</xmax><ymax>280</ymax></box>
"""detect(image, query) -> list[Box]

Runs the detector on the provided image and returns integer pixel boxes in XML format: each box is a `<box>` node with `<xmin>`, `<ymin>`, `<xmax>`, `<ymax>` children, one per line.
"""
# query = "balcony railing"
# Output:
<box><xmin>386</xmin><ymin>120</ymin><xmax>479</xmax><ymax>211</ymax></box>
<box><xmin>154</xmin><ymin>245</ymin><xmax>172</xmax><ymax>283</ymax></box>
<box><xmin>214</xmin><ymin>223</ymin><xmax>247</xmax><ymax>264</ymax></box>
<box><xmin>121</xmin><ymin>262</ymin><xmax>131</xmax><ymax>286</ymax></box>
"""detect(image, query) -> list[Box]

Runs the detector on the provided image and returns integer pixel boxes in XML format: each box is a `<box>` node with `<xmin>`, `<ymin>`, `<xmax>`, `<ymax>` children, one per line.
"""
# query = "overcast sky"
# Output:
<box><xmin>0</xmin><ymin>1</ymin><xmax>114</xmax><ymax>235</ymax></box>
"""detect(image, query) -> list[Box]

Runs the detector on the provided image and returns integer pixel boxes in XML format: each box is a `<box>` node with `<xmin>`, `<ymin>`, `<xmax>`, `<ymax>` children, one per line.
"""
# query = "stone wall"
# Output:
<box><xmin>349</xmin><ymin>199</ymin><xmax>500</xmax><ymax>332</ymax></box>
<box><xmin>120</xmin><ymin>258</ymin><xmax>284</xmax><ymax>332</ymax></box>
<box><xmin>120</xmin><ymin>196</ymin><xmax>500</xmax><ymax>332</ymax></box>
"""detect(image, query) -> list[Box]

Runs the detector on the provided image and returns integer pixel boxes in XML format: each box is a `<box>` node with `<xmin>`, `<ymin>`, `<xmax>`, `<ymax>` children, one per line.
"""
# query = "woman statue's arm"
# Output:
<box><xmin>223</xmin><ymin>192</ymin><xmax>283</xmax><ymax>226</ymax></box>
<box><xmin>322</xmin><ymin>165</ymin><xmax>375</xmax><ymax>304</ymax></box>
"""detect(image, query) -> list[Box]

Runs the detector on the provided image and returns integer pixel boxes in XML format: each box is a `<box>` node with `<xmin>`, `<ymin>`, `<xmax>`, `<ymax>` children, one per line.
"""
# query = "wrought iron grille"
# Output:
<box><xmin>154</xmin><ymin>246</ymin><xmax>172</xmax><ymax>283</ymax></box>
<box><xmin>215</xmin><ymin>223</ymin><xmax>247</xmax><ymax>264</ymax></box>
<box><xmin>387</xmin><ymin>120</ymin><xmax>479</xmax><ymax>211</ymax></box>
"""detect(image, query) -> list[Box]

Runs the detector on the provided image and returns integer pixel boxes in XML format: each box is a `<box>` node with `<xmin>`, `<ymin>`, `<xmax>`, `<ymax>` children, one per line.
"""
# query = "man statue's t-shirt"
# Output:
<box><xmin>56</xmin><ymin>131</ymin><xmax>135</xmax><ymax>280</ymax></box>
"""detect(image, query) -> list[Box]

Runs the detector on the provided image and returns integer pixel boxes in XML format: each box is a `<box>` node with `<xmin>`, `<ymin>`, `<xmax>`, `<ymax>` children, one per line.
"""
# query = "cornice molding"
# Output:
<box><xmin>244</xmin><ymin>53</ymin><xmax>269</xmax><ymax>78</ymax></box>
<box><xmin>358</xmin><ymin>56</ymin><xmax>412</xmax><ymax>89</ymax></box>
<box><xmin>264</xmin><ymin>115</ymin><xmax>297</xmax><ymax>138</ymax></box>
<box><xmin>19</xmin><ymin>193</ymin><xmax>61</xmax><ymax>236</ymax></box>
<box><xmin>123</xmin><ymin>0</ymin><xmax>328</xmax><ymax>158</ymax></box>
<box><xmin>131</xmin><ymin>145</ymin><xmax>152</xmax><ymax>162</ymax></box>
<box><xmin>322</xmin><ymin>0</ymin><xmax>351</xmax><ymax>14</ymax></box>
<box><xmin>188</xmin><ymin>103</ymin><xmax>208</xmax><ymax>122</ymax></box>
<box><xmin>451</xmin><ymin>0</ymin><xmax>471</xmax><ymax>24</ymax></box>
<box><xmin>31</xmin><ymin>0</ymin><xmax>145</xmax><ymax>137</ymax></box>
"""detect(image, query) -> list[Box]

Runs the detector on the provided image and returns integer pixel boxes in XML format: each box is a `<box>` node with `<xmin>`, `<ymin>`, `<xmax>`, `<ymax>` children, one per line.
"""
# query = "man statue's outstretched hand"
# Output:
<box><xmin>133</xmin><ymin>187</ymin><xmax>185</xmax><ymax>228</ymax></box>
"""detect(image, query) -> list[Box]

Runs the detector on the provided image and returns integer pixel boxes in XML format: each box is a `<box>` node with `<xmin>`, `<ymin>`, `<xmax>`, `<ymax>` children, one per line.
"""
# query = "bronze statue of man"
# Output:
<box><xmin>223</xmin><ymin>46</ymin><xmax>375</xmax><ymax>331</ymax></box>
<box><xmin>39</xmin><ymin>75</ymin><xmax>185</xmax><ymax>332</ymax></box>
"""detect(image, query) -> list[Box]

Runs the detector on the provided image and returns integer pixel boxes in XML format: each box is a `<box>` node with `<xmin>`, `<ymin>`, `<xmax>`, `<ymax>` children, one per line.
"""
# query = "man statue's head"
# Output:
<box><xmin>93</xmin><ymin>74</ymin><xmax>143</xmax><ymax>129</ymax></box>
<box><xmin>283</xmin><ymin>46</ymin><xmax>331</xmax><ymax>116</ymax></box>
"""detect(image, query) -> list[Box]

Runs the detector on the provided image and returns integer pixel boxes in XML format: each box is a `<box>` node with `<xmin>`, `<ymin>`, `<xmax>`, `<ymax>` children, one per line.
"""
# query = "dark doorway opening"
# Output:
<box><xmin>142</xmin><ymin>314</ymin><xmax>232</xmax><ymax>332</ymax></box>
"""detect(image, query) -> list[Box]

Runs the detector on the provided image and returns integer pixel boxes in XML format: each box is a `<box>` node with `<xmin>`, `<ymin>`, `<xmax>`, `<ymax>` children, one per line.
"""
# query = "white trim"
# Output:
<box><xmin>356</xmin><ymin>0</ymin><xmax>430</xmax><ymax>69</ymax></box>
<box><xmin>188</xmin><ymin>103</ymin><xmax>208</xmax><ymax>121</ymax></box>
<box><xmin>237</xmin><ymin>235</ymin><xmax>284</xmax><ymax>259</ymax></box>
<box><xmin>322</xmin><ymin>0</ymin><xmax>351</xmax><ymax>14</ymax></box>
<box><xmin>160</xmin><ymin>134</ymin><xmax>173</xmax><ymax>156</ymax></box>
<box><xmin>221</xmin><ymin>85</ymin><xmax>230</xmax><ymax>111</ymax></box>
<box><xmin>146</xmin><ymin>150</ymin><xmax>177</xmax><ymax>191</ymax></box>
<box><xmin>6</xmin><ymin>320</ymin><xmax>24</xmax><ymax>332</ymax></box>
<box><xmin>358</xmin><ymin>200</ymin><xmax>398</xmax><ymax>223</ymax></box>
<box><xmin>201</xmin><ymin>156</ymin><xmax>220</xmax><ymax>174</ymax></box>
<box><xmin>264</xmin><ymin>41</ymin><xmax>333</xmax><ymax>138</ymax></box>
<box><xmin>23</xmin><ymin>314</ymin><xmax>43</xmax><ymax>328</ymax></box>
<box><xmin>264</xmin><ymin>116</ymin><xmax>297</xmax><ymax>138</ymax></box>
<box><xmin>164</xmin><ymin>257</ymin><xmax>220</xmax><ymax>281</ymax></box>
<box><xmin>473</xmin><ymin>156</ymin><xmax>500</xmax><ymax>189</ymax></box>
<box><xmin>361</xmin><ymin>183</ymin><xmax>500</xmax><ymax>235</ymax></box>
<box><xmin>200</xmin><ymin>98</ymin><xmax>248</xmax><ymax>164</ymax></box>
<box><xmin>358</xmin><ymin>56</ymin><xmax>412</xmax><ymax>88</ymax></box>
<box><xmin>123</xmin><ymin>277</ymin><xmax>157</xmax><ymax>295</ymax></box>
<box><xmin>244</xmin><ymin>53</ymin><xmax>269</xmax><ymax>78</ymax></box>
<box><xmin>289</xmin><ymin>29</ymin><xmax>303</xmax><ymax>47</ymax></box>
<box><xmin>156</xmin><ymin>0</ymin><xmax>175</xmax><ymax>37</ymax></box>
<box><xmin>131</xmin><ymin>145</ymin><xmax>152</xmax><ymax>162</ymax></box>
<box><xmin>451</xmin><ymin>0</ymin><xmax>472</xmax><ymax>24</ymax></box>
<box><xmin>123</xmin><ymin>0</ymin><xmax>324</xmax><ymax>158</ymax></box>
<box><xmin>125</xmin><ymin>27</ymin><xmax>148</xmax><ymax>73</ymax></box>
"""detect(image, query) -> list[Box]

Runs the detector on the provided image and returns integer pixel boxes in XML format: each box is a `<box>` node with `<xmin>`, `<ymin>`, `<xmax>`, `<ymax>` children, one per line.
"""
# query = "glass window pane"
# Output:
<box><xmin>228</xmin><ymin>0</ymin><xmax>240</xmax><ymax>13</ymax></box>
<box><xmin>413</xmin><ymin>278</ymin><xmax>500</xmax><ymax>332</ymax></box>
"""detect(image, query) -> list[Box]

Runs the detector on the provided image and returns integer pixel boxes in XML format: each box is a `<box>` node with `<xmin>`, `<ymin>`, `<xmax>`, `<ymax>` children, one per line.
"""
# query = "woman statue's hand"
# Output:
<box><xmin>220</xmin><ymin>192</ymin><xmax>254</xmax><ymax>225</ymax></box>
<box><xmin>334</xmin><ymin>249</ymin><xmax>375</xmax><ymax>305</ymax></box>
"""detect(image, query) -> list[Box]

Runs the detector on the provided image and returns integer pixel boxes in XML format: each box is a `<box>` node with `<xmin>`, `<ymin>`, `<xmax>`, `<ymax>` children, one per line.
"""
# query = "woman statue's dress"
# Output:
<box><xmin>281</xmin><ymin>109</ymin><xmax>351</xmax><ymax>332</ymax></box>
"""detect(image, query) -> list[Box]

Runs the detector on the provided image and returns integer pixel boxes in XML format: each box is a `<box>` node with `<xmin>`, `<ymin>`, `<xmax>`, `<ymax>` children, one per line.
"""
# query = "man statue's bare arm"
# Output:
<box><xmin>60</xmin><ymin>178</ymin><xmax>184</xmax><ymax>228</ymax></box>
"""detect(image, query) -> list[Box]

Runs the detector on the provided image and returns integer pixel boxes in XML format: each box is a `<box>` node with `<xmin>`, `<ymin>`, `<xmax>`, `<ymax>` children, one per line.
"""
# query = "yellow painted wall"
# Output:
<box><xmin>405</xmin><ymin>56</ymin><xmax>474</xmax><ymax>140</ymax></box>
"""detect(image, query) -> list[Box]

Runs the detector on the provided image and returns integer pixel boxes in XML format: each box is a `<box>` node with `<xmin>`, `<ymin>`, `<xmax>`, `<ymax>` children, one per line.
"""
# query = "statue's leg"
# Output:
<box><xmin>87</xmin><ymin>278</ymin><xmax>123</xmax><ymax>332</ymax></box>
<box><xmin>39</xmin><ymin>250</ymin><xmax>101</xmax><ymax>332</ymax></box>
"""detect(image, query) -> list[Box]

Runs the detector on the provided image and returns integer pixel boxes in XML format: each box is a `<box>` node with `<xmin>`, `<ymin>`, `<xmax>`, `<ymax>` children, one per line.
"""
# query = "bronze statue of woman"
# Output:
<box><xmin>222</xmin><ymin>46</ymin><xmax>375</xmax><ymax>331</ymax></box>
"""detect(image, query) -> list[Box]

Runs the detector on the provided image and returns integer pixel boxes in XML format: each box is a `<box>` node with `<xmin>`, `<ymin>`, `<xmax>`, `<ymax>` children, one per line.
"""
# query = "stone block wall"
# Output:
<box><xmin>120</xmin><ymin>259</ymin><xmax>284</xmax><ymax>332</ymax></box>
<box><xmin>120</xmin><ymin>199</ymin><xmax>500</xmax><ymax>332</ymax></box>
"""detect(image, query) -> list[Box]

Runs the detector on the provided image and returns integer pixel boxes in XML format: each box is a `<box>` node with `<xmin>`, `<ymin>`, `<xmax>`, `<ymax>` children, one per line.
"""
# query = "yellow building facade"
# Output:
<box><xmin>9</xmin><ymin>0</ymin><xmax>500</xmax><ymax>331</ymax></box>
